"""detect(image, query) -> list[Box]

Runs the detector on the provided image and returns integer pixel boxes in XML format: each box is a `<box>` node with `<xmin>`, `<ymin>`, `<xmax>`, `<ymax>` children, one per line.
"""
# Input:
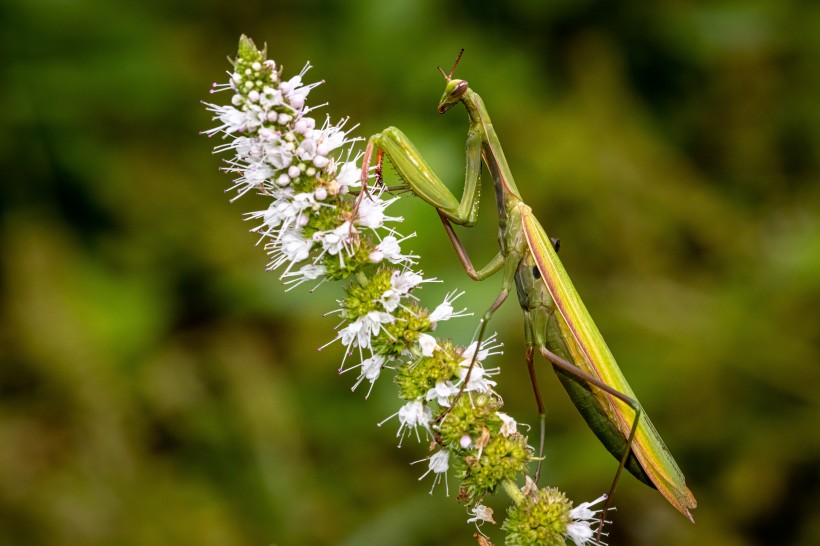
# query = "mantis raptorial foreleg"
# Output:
<box><xmin>362</xmin><ymin>127</ymin><xmax>482</xmax><ymax>226</ymax></box>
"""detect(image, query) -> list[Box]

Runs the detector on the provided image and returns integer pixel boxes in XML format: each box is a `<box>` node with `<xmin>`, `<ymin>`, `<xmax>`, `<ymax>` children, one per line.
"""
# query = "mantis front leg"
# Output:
<box><xmin>362</xmin><ymin>126</ymin><xmax>510</xmax><ymax>283</ymax></box>
<box><xmin>361</xmin><ymin>126</ymin><xmax>483</xmax><ymax>227</ymax></box>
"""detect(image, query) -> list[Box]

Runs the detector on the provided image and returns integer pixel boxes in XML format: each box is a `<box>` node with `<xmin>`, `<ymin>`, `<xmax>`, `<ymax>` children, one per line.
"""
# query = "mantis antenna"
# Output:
<box><xmin>437</xmin><ymin>48</ymin><xmax>465</xmax><ymax>81</ymax></box>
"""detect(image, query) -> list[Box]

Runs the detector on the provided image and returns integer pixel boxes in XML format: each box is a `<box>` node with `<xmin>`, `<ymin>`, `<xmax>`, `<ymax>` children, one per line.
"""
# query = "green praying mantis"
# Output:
<box><xmin>359</xmin><ymin>51</ymin><xmax>697</xmax><ymax>533</ymax></box>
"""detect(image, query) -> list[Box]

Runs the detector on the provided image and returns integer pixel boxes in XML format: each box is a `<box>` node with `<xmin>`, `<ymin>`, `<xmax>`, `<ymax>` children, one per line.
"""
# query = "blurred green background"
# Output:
<box><xmin>2</xmin><ymin>0</ymin><xmax>819</xmax><ymax>545</ymax></box>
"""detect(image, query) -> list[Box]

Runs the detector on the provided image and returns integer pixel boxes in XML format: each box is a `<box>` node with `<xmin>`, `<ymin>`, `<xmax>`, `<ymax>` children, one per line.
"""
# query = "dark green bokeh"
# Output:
<box><xmin>2</xmin><ymin>1</ymin><xmax>819</xmax><ymax>545</ymax></box>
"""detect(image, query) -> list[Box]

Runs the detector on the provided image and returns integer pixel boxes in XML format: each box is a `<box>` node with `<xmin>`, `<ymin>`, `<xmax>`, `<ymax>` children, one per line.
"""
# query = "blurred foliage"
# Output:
<box><xmin>2</xmin><ymin>0</ymin><xmax>819</xmax><ymax>545</ymax></box>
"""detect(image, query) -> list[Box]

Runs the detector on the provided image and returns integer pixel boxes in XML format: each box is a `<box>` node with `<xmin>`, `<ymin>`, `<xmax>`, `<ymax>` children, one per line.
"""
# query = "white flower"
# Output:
<box><xmin>259</xmin><ymin>85</ymin><xmax>283</xmax><ymax>108</ymax></box>
<box><xmin>457</xmin><ymin>362</ymin><xmax>498</xmax><ymax>393</ymax></box>
<box><xmin>378</xmin><ymin>288</ymin><xmax>401</xmax><ymax>312</ymax></box>
<box><xmin>355</xmin><ymin>194</ymin><xmax>401</xmax><ymax>229</ymax></box>
<box><xmin>467</xmin><ymin>503</ymin><xmax>496</xmax><ymax>526</ymax></box>
<box><xmin>376</xmin><ymin>270</ymin><xmax>425</xmax><ymax>312</ymax></box>
<box><xmin>203</xmin><ymin>103</ymin><xmax>258</xmax><ymax>135</ymax></box>
<box><xmin>337</xmin><ymin>159</ymin><xmax>361</xmax><ymax>190</ymax></box>
<box><xmin>338</xmin><ymin>318</ymin><xmax>366</xmax><ymax>350</ymax></box>
<box><xmin>316</xmin><ymin>123</ymin><xmax>349</xmax><ymax>154</ymax></box>
<box><xmin>361</xmin><ymin>309</ymin><xmax>394</xmax><ymax>337</ymax></box>
<box><xmin>258</xmin><ymin>200</ymin><xmax>290</xmax><ymax>231</ymax></box>
<box><xmin>360</xmin><ymin>354</ymin><xmax>385</xmax><ymax>382</ymax></box>
<box><xmin>268</xmin><ymin>230</ymin><xmax>313</xmax><ymax>271</ymax></box>
<box><xmin>378</xmin><ymin>399</ymin><xmax>432</xmax><ymax>446</ymax></box>
<box><xmin>497</xmin><ymin>412</ymin><xmax>518</xmax><ymax>437</ymax></box>
<box><xmin>454</xmin><ymin>334</ymin><xmax>503</xmax><ymax>393</ymax></box>
<box><xmin>281</xmin><ymin>264</ymin><xmax>327</xmax><ymax>290</ymax></box>
<box><xmin>565</xmin><ymin>494</ymin><xmax>609</xmax><ymax>546</ymax></box>
<box><xmin>337</xmin><ymin>310</ymin><xmax>395</xmax><ymax>351</ymax></box>
<box><xmin>371</xmin><ymin>235</ymin><xmax>406</xmax><ymax>264</ymax></box>
<box><xmin>429</xmin><ymin>301</ymin><xmax>454</xmax><ymax>322</ymax></box>
<box><xmin>425</xmin><ymin>380</ymin><xmax>459</xmax><ymax>407</ymax></box>
<box><xmin>429</xmin><ymin>290</ymin><xmax>471</xmax><ymax>323</ymax></box>
<box><xmin>416</xmin><ymin>449</ymin><xmax>450</xmax><ymax>495</ymax></box>
<box><xmin>391</xmin><ymin>270</ymin><xmax>423</xmax><ymax>294</ymax></box>
<box><xmin>281</xmin><ymin>68</ymin><xmax>319</xmax><ymax>108</ymax></box>
<box><xmin>224</xmin><ymin>135</ymin><xmax>257</xmax><ymax>160</ymax></box>
<box><xmin>349</xmin><ymin>354</ymin><xmax>387</xmax><ymax>397</ymax></box>
<box><xmin>243</xmin><ymin>160</ymin><xmax>274</xmax><ymax>187</ymax></box>
<box><xmin>418</xmin><ymin>333</ymin><xmax>438</xmax><ymax>356</ymax></box>
<box><xmin>297</xmin><ymin>138</ymin><xmax>317</xmax><ymax>161</ymax></box>
<box><xmin>459</xmin><ymin>333</ymin><xmax>503</xmax><ymax>368</ymax></box>
<box><xmin>291</xmin><ymin>191</ymin><xmax>316</xmax><ymax>212</ymax></box>
<box><xmin>261</xmin><ymin>134</ymin><xmax>293</xmax><ymax>169</ymax></box>
<box><xmin>398</xmin><ymin>399</ymin><xmax>430</xmax><ymax>433</ymax></box>
<box><xmin>314</xmin><ymin>221</ymin><xmax>357</xmax><ymax>257</ymax></box>
<box><xmin>279</xmin><ymin>73</ymin><xmax>303</xmax><ymax>96</ymax></box>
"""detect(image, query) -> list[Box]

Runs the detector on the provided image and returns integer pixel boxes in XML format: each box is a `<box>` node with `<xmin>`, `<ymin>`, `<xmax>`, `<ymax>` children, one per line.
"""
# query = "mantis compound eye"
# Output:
<box><xmin>452</xmin><ymin>80</ymin><xmax>469</xmax><ymax>99</ymax></box>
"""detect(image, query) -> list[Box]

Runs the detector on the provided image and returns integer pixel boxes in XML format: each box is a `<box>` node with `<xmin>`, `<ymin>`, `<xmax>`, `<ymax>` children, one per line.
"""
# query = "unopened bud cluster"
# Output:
<box><xmin>205</xmin><ymin>35</ymin><xmax>609</xmax><ymax>546</ymax></box>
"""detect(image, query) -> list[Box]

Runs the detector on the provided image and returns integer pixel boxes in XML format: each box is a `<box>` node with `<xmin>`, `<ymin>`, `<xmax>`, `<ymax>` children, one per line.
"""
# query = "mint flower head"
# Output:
<box><xmin>205</xmin><ymin>36</ymin><xmax>405</xmax><ymax>286</ymax></box>
<box><xmin>205</xmin><ymin>35</ymin><xmax>615</xmax><ymax>545</ymax></box>
<box><xmin>503</xmin><ymin>484</ymin><xmax>609</xmax><ymax>546</ymax></box>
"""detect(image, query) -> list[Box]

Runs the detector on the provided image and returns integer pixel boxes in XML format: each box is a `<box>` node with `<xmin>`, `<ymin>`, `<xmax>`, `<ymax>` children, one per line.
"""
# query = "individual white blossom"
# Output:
<box><xmin>336</xmin><ymin>158</ymin><xmax>362</xmax><ymax>191</ymax></box>
<box><xmin>267</xmin><ymin>230</ymin><xmax>313</xmax><ymax>272</ymax></box>
<box><xmin>459</xmin><ymin>334</ymin><xmax>503</xmax><ymax>368</ymax></box>
<box><xmin>418</xmin><ymin>333</ymin><xmax>438</xmax><ymax>356</ymax></box>
<box><xmin>457</xmin><ymin>362</ymin><xmax>498</xmax><ymax>393</ymax></box>
<box><xmin>369</xmin><ymin>233</ymin><xmax>417</xmax><ymax>265</ymax></box>
<box><xmin>497</xmin><ymin>412</ymin><xmax>518</xmax><ymax>437</ymax></box>
<box><xmin>429</xmin><ymin>290</ymin><xmax>471</xmax><ymax>323</ymax></box>
<box><xmin>451</xmin><ymin>334</ymin><xmax>503</xmax><ymax>393</ymax></box>
<box><xmin>425</xmin><ymin>380</ymin><xmax>460</xmax><ymax>407</ymax></box>
<box><xmin>355</xmin><ymin>193</ymin><xmax>402</xmax><ymax>229</ymax></box>
<box><xmin>349</xmin><ymin>354</ymin><xmax>387</xmax><ymax>398</ymax></box>
<box><xmin>281</xmin><ymin>264</ymin><xmax>327</xmax><ymax>290</ymax></box>
<box><xmin>336</xmin><ymin>309</ymin><xmax>395</xmax><ymax>352</ymax></box>
<box><xmin>391</xmin><ymin>270</ymin><xmax>425</xmax><ymax>294</ymax></box>
<box><xmin>378</xmin><ymin>398</ymin><xmax>432</xmax><ymax>446</ymax></box>
<box><xmin>468</xmin><ymin>503</ymin><xmax>496</xmax><ymax>526</ymax></box>
<box><xmin>416</xmin><ymin>449</ymin><xmax>450</xmax><ymax>495</ymax></box>
<box><xmin>566</xmin><ymin>494</ymin><xmax>609</xmax><ymax>546</ymax></box>
<box><xmin>314</xmin><ymin>221</ymin><xmax>357</xmax><ymax>258</ymax></box>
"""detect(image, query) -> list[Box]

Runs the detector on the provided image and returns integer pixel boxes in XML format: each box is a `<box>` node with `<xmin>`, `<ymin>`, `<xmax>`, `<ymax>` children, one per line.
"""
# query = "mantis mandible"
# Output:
<box><xmin>359</xmin><ymin>51</ymin><xmax>697</xmax><ymax>532</ymax></box>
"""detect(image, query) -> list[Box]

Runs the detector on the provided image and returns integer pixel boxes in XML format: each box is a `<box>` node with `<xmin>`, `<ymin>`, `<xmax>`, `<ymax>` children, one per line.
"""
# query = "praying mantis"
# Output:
<box><xmin>359</xmin><ymin>51</ymin><xmax>697</xmax><ymax>532</ymax></box>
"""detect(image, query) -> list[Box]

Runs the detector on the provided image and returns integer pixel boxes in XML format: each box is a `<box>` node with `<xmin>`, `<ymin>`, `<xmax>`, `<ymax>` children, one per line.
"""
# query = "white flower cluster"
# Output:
<box><xmin>205</xmin><ymin>45</ymin><xmax>413</xmax><ymax>289</ymax></box>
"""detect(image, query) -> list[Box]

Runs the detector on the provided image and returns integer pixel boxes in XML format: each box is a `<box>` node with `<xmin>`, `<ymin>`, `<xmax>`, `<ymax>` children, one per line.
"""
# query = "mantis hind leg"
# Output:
<box><xmin>538</xmin><ymin>345</ymin><xmax>642</xmax><ymax>542</ymax></box>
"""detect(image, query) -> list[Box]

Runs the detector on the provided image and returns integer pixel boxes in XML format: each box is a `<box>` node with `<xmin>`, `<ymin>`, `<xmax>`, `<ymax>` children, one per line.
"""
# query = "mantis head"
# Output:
<box><xmin>438</xmin><ymin>79</ymin><xmax>469</xmax><ymax>114</ymax></box>
<box><xmin>437</xmin><ymin>49</ymin><xmax>468</xmax><ymax>114</ymax></box>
